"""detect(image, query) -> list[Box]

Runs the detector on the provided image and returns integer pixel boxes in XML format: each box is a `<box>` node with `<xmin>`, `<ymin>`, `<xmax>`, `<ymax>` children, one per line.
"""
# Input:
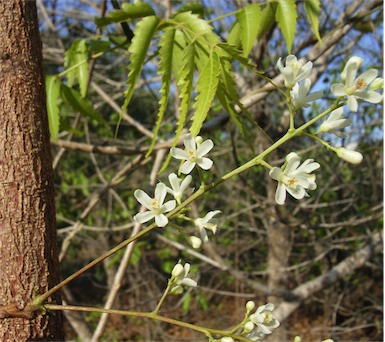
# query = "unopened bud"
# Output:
<box><xmin>336</xmin><ymin>147</ymin><xmax>363</xmax><ymax>164</ymax></box>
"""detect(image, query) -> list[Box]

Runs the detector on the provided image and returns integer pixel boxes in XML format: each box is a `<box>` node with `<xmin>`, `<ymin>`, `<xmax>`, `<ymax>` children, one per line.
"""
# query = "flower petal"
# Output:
<box><xmin>347</xmin><ymin>95</ymin><xmax>358</xmax><ymax>112</ymax></box>
<box><xmin>170</xmin><ymin>147</ymin><xmax>189</xmax><ymax>160</ymax></box>
<box><xmin>331</xmin><ymin>83</ymin><xmax>346</xmax><ymax>97</ymax></box>
<box><xmin>134</xmin><ymin>211</ymin><xmax>155</xmax><ymax>224</ymax></box>
<box><xmin>184</xmin><ymin>134</ymin><xmax>196</xmax><ymax>151</ymax></box>
<box><xmin>162</xmin><ymin>200</ymin><xmax>176</xmax><ymax>212</ymax></box>
<box><xmin>134</xmin><ymin>189</ymin><xmax>152</xmax><ymax>209</ymax></box>
<box><xmin>198</xmin><ymin>157</ymin><xmax>213</xmax><ymax>170</ymax></box>
<box><xmin>196</xmin><ymin>139</ymin><xmax>214</xmax><ymax>156</ymax></box>
<box><xmin>275</xmin><ymin>183</ymin><xmax>286</xmax><ymax>205</ymax></box>
<box><xmin>155</xmin><ymin>214</ymin><xmax>168</xmax><ymax>227</ymax></box>
<box><xmin>155</xmin><ymin>182</ymin><xmax>167</xmax><ymax>204</ymax></box>
<box><xmin>180</xmin><ymin>160</ymin><xmax>195</xmax><ymax>174</ymax></box>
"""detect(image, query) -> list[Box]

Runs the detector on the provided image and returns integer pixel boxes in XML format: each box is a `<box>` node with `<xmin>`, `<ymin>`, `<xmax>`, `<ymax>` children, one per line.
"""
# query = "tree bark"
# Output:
<box><xmin>0</xmin><ymin>1</ymin><xmax>63</xmax><ymax>340</ymax></box>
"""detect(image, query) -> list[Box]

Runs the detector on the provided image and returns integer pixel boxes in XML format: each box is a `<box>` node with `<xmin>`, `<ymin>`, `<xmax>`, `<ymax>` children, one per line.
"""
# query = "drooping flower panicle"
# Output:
<box><xmin>133</xmin><ymin>183</ymin><xmax>176</xmax><ymax>227</ymax></box>
<box><xmin>170</xmin><ymin>134</ymin><xmax>214</xmax><ymax>174</ymax></box>
<box><xmin>269</xmin><ymin>152</ymin><xmax>320</xmax><ymax>205</ymax></box>
<box><xmin>331</xmin><ymin>56</ymin><xmax>383</xmax><ymax>111</ymax></box>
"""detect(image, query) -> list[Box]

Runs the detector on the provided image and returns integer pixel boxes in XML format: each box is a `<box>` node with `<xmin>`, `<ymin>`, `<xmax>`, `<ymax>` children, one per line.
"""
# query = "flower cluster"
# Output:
<box><xmin>131</xmin><ymin>134</ymin><xmax>223</xmax><ymax>304</ymax></box>
<box><xmin>241</xmin><ymin>301</ymin><xmax>280</xmax><ymax>341</ymax></box>
<box><xmin>272</xmin><ymin>54</ymin><xmax>383</xmax><ymax>204</ymax></box>
<box><xmin>169</xmin><ymin>261</ymin><xmax>197</xmax><ymax>295</ymax></box>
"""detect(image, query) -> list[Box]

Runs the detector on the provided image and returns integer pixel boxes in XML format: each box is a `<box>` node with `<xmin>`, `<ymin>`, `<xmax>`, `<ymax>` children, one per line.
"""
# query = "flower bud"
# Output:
<box><xmin>189</xmin><ymin>236</ymin><xmax>202</xmax><ymax>249</ymax></box>
<box><xmin>171</xmin><ymin>263</ymin><xmax>184</xmax><ymax>277</ymax></box>
<box><xmin>246</xmin><ymin>300</ymin><xmax>256</xmax><ymax>312</ymax></box>
<box><xmin>195</xmin><ymin>136</ymin><xmax>203</xmax><ymax>146</ymax></box>
<box><xmin>220</xmin><ymin>337</ymin><xmax>234</xmax><ymax>342</ymax></box>
<box><xmin>244</xmin><ymin>321</ymin><xmax>255</xmax><ymax>333</ymax></box>
<box><xmin>370</xmin><ymin>77</ymin><xmax>383</xmax><ymax>91</ymax></box>
<box><xmin>335</xmin><ymin>147</ymin><xmax>363</xmax><ymax>164</ymax></box>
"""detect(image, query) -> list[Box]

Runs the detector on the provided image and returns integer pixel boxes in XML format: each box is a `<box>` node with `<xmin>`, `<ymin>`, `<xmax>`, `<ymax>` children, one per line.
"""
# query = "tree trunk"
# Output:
<box><xmin>0</xmin><ymin>1</ymin><xmax>63</xmax><ymax>340</ymax></box>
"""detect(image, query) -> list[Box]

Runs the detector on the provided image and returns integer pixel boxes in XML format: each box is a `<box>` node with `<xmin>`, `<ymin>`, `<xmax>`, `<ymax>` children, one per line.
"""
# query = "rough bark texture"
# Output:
<box><xmin>0</xmin><ymin>1</ymin><xmax>63</xmax><ymax>340</ymax></box>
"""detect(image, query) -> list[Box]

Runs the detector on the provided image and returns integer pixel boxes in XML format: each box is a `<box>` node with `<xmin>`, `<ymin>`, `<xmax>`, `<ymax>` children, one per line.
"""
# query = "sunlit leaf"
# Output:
<box><xmin>64</xmin><ymin>39</ymin><xmax>89</xmax><ymax>97</ymax></box>
<box><xmin>236</xmin><ymin>3</ymin><xmax>261</xmax><ymax>57</ymax></box>
<box><xmin>122</xmin><ymin>16</ymin><xmax>160</xmax><ymax>111</ymax></box>
<box><xmin>190</xmin><ymin>51</ymin><xmax>220</xmax><ymax>136</ymax></box>
<box><xmin>258</xmin><ymin>3</ymin><xmax>276</xmax><ymax>38</ymax></box>
<box><xmin>305</xmin><ymin>0</ymin><xmax>322</xmax><ymax>43</ymax></box>
<box><xmin>95</xmin><ymin>2</ymin><xmax>155</xmax><ymax>27</ymax></box>
<box><xmin>45</xmin><ymin>75</ymin><xmax>61</xmax><ymax>141</ymax></box>
<box><xmin>276</xmin><ymin>0</ymin><xmax>297</xmax><ymax>53</ymax></box>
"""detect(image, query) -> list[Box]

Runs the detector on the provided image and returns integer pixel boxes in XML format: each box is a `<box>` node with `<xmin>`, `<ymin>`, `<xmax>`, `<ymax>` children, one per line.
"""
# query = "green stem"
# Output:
<box><xmin>44</xmin><ymin>304</ymin><xmax>252</xmax><ymax>341</ymax></box>
<box><xmin>152</xmin><ymin>280</ymin><xmax>172</xmax><ymax>314</ymax></box>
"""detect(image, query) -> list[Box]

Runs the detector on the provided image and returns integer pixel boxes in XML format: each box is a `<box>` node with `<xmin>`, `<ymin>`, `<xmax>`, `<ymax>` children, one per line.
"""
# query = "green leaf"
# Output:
<box><xmin>190</xmin><ymin>51</ymin><xmax>220</xmax><ymax>136</ymax></box>
<box><xmin>236</xmin><ymin>4</ymin><xmax>261</xmax><ymax>57</ymax></box>
<box><xmin>258</xmin><ymin>3</ymin><xmax>276</xmax><ymax>39</ymax></box>
<box><xmin>174</xmin><ymin>12</ymin><xmax>219</xmax><ymax>45</ymax></box>
<box><xmin>95</xmin><ymin>3</ymin><xmax>155</xmax><ymax>27</ymax></box>
<box><xmin>64</xmin><ymin>39</ymin><xmax>89</xmax><ymax>98</ymax></box>
<box><xmin>122</xmin><ymin>16</ymin><xmax>160</xmax><ymax>111</ymax></box>
<box><xmin>61</xmin><ymin>84</ymin><xmax>105</xmax><ymax>124</ymax></box>
<box><xmin>45</xmin><ymin>75</ymin><xmax>61</xmax><ymax>141</ymax></box>
<box><xmin>171</xmin><ymin>29</ymin><xmax>187</xmax><ymax>84</ymax></box>
<box><xmin>227</xmin><ymin>21</ymin><xmax>241</xmax><ymax>48</ymax></box>
<box><xmin>217</xmin><ymin>43</ymin><xmax>252</xmax><ymax>67</ymax></box>
<box><xmin>275</xmin><ymin>0</ymin><xmax>297</xmax><ymax>53</ymax></box>
<box><xmin>147</xmin><ymin>27</ymin><xmax>176</xmax><ymax>157</ymax></box>
<box><xmin>305</xmin><ymin>0</ymin><xmax>322</xmax><ymax>43</ymax></box>
<box><xmin>174</xmin><ymin>2</ymin><xmax>204</xmax><ymax>17</ymax></box>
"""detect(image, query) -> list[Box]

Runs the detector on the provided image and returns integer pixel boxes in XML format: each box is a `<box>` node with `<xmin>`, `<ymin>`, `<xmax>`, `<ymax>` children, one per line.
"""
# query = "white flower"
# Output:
<box><xmin>170</xmin><ymin>134</ymin><xmax>214</xmax><ymax>174</ymax></box>
<box><xmin>133</xmin><ymin>183</ymin><xmax>176</xmax><ymax>227</ymax></box>
<box><xmin>194</xmin><ymin>210</ymin><xmax>221</xmax><ymax>243</ymax></box>
<box><xmin>317</xmin><ymin>107</ymin><xmax>352</xmax><ymax>138</ymax></box>
<box><xmin>249</xmin><ymin>303</ymin><xmax>280</xmax><ymax>335</ymax></box>
<box><xmin>277</xmin><ymin>55</ymin><xmax>313</xmax><ymax>89</ymax></box>
<box><xmin>165</xmin><ymin>173</ymin><xmax>193</xmax><ymax>204</ymax></box>
<box><xmin>331</xmin><ymin>56</ymin><xmax>383</xmax><ymax>111</ymax></box>
<box><xmin>290</xmin><ymin>78</ymin><xmax>323</xmax><ymax>109</ymax></box>
<box><xmin>335</xmin><ymin>147</ymin><xmax>363</xmax><ymax>164</ymax></box>
<box><xmin>170</xmin><ymin>261</ymin><xmax>197</xmax><ymax>294</ymax></box>
<box><xmin>269</xmin><ymin>152</ymin><xmax>320</xmax><ymax>205</ymax></box>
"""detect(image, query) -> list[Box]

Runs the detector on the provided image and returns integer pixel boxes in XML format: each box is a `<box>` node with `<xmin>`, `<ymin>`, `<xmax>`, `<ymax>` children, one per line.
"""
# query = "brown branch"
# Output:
<box><xmin>274</xmin><ymin>230</ymin><xmax>383</xmax><ymax>323</ymax></box>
